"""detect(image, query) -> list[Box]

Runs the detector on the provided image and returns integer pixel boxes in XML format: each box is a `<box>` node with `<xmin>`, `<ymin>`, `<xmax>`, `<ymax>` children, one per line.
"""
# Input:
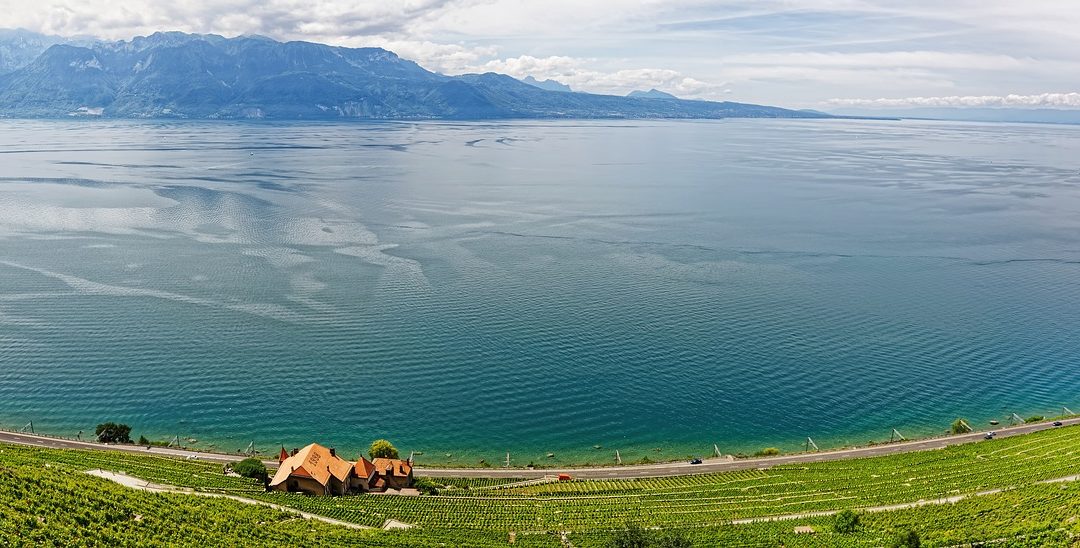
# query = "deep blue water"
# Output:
<box><xmin>1</xmin><ymin>118</ymin><xmax>1079</xmax><ymax>465</ymax></box>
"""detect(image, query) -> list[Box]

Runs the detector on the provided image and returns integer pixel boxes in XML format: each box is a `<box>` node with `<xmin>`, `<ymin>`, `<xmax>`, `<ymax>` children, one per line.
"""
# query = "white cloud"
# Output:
<box><xmin>469</xmin><ymin>55</ymin><xmax>727</xmax><ymax>98</ymax></box>
<box><xmin>4</xmin><ymin>0</ymin><xmax>1080</xmax><ymax>107</ymax></box>
<box><xmin>827</xmin><ymin>92</ymin><xmax>1080</xmax><ymax>109</ymax></box>
<box><xmin>2</xmin><ymin>0</ymin><xmax>480</xmax><ymax>41</ymax></box>
<box><xmin>364</xmin><ymin>40</ymin><xmax>500</xmax><ymax>74</ymax></box>
<box><xmin>722</xmin><ymin>51</ymin><xmax>1032</xmax><ymax>71</ymax></box>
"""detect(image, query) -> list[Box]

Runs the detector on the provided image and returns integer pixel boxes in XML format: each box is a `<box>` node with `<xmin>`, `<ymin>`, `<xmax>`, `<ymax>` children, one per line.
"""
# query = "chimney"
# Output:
<box><xmin>292</xmin><ymin>448</ymin><xmax>299</xmax><ymax>457</ymax></box>
<box><xmin>329</xmin><ymin>447</ymin><xmax>336</xmax><ymax>457</ymax></box>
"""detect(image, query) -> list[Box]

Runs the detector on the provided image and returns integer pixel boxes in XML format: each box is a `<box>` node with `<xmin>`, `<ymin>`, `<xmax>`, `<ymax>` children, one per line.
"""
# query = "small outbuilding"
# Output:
<box><xmin>372</xmin><ymin>457</ymin><xmax>414</xmax><ymax>490</ymax></box>
<box><xmin>351</xmin><ymin>456</ymin><xmax>378</xmax><ymax>492</ymax></box>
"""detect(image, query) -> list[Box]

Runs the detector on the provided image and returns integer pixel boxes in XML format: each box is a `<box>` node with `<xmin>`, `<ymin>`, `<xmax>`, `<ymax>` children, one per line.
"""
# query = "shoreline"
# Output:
<box><xmin>3</xmin><ymin>405</ymin><xmax>1071</xmax><ymax>469</ymax></box>
<box><xmin>3</xmin><ymin>415</ymin><xmax>1077</xmax><ymax>479</ymax></box>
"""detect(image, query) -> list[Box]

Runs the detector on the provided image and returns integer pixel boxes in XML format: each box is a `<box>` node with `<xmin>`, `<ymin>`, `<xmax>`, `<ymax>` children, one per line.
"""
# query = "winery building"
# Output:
<box><xmin>269</xmin><ymin>442</ymin><xmax>415</xmax><ymax>496</ymax></box>
<box><xmin>269</xmin><ymin>443</ymin><xmax>353</xmax><ymax>495</ymax></box>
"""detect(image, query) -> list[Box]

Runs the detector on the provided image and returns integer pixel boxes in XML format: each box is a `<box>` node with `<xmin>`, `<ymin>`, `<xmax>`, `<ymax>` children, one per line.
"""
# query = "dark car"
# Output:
<box><xmin>689</xmin><ymin>458</ymin><xmax>703</xmax><ymax>465</ymax></box>
<box><xmin>1053</xmin><ymin>421</ymin><xmax>1063</xmax><ymax>427</ymax></box>
<box><xmin>983</xmin><ymin>432</ymin><xmax>995</xmax><ymax>440</ymax></box>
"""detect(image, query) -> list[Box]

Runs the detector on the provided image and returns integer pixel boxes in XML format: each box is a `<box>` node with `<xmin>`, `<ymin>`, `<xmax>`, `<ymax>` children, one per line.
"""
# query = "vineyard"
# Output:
<box><xmin>0</xmin><ymin>458</ymin><xmax>542</xmax><ymax>547</ymax></box>
<box><xmin>246</xmin><ymin>424</ymin><xmax>1080</xmax><ymax>532</ymax></box>
<box><xmin>0</xmin><ymin>444</ymin><xmax>263</xmax><ymax>494</ymax></box>
<box><xmin>2</xmin><ymin>424</ymin><xmax>1079</xmax><ymax>546</ymax></box>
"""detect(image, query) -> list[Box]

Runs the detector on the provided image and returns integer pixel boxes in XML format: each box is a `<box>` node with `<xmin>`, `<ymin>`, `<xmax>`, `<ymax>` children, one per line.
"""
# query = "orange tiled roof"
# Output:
<box><xmin>354</xmin><ymin>456</ymin><xmax>376</xmax><ymax>479</ymax></box>
<box><xmin>372</xmin><ymin>457</ymin><xmax>412</xmax><ymax>477</ymax></box>
<box><xmin>269</xmin><ymin>443</ymin><xmax>353</xmax><ymax>488</ymax></box>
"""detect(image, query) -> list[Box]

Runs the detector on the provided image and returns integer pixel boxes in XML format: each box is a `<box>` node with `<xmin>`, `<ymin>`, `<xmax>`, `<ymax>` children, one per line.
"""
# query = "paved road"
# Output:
<box><xmin>3</xmin><ymin>417</ymin><xmax>1078</xmax><ymax>479</ymax></box>
<box><xmin>0</xmin><ymin>430</ymin><xmax>249</xmax><ymax>465</ymax></box>
<box><xmin>420</xmin><ymin>417</ymin><xmax>1080</xmax><ymax>479</ymax></box>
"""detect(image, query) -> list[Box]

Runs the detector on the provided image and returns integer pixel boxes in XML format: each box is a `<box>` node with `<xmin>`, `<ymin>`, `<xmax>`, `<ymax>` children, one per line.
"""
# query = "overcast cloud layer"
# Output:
<box><xmin>2</xmin><ymin>0</ymin><xmax>1078</xmax><ymax>109</ymax></box>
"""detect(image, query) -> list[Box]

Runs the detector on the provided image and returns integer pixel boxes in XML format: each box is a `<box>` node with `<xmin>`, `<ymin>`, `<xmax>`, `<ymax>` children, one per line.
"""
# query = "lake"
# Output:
<box><xmin>1</xmin><ymin>118</ymin><xmax>1078</xmax><ymax>465</ymax></box>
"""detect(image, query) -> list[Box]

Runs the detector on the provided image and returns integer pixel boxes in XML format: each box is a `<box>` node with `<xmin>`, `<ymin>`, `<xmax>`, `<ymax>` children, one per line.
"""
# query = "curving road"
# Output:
<box><xmin>2</xmin><ymin>417</ymin><xmax>1077</xmax><ymax>479</ymax></box>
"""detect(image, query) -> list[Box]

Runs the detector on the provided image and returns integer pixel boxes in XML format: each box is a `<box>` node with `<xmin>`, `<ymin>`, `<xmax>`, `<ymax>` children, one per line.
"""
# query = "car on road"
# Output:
<box><xmin>689</xmin><ymin>458</ymin><xmax>703</xmax><ymax>465</ymax></box>
<box><xmin>1053</xmin><ymin>421</ymin><xmax>1063</xmax><ymax>427</ymax></box>
<box><xmin>984</xmin><ymin>431</ymin><xmax>996</xmax><ymax>439</ymax></box>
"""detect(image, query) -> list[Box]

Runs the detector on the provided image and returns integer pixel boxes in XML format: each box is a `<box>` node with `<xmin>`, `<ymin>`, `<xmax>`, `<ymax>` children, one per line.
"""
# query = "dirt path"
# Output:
<box><xmin>84</xmin><ymin>469</ymin><xmax>375</xmax><ymax>531</ymax></box>
<box><xmin>83</xmin><ymin>467</ymin><xmax>1080</xmax><ymax>534</ymax></box>
<box><xmin>729</xmin><ymin>474</ymin><xmax>1080</xmax><ymax>525</ymax></box>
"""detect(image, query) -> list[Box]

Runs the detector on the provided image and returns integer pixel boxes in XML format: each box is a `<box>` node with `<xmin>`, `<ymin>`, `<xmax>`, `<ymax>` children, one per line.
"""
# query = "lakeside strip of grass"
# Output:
<box><xmin>4</xmin><ymin>413</ymin><xmax>1077</xmax><ymax>474</ymax></box>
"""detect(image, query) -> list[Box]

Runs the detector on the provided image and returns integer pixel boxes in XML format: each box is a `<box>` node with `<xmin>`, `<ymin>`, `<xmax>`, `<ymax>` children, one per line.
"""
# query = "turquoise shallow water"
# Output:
<box><xmin>1</xmin><ymin>119</ymin><xmax>1079</xmax><ymax>466</ymax></box>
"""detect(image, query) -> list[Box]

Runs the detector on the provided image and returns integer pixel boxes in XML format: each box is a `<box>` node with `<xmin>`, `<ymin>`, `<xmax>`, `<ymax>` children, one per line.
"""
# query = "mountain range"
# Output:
<box><xmin>521</xmin><ymin>76</ymin><xmax>572</xmax><ymax>93</ymax></box>
<box><xmin>831</xmin><ymin>107</ymin><xmax>1080</xmax><ymax>126</ymax></box>
<box><xmin>0</xmin><ymin>30</ymin><xmax>827</xmax><ymax>120</ymax></box>
<box><xmin>628</xmin><ymin>89</ymin><xmax>679</xmax><ymax>100</ymax></box>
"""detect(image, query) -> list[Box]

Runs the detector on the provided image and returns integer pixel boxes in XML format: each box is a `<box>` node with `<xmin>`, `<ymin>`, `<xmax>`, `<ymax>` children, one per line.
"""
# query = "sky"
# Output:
<box><xmin>2</xmin><ymin>0</ymin><xmax>1079</xmax><ymax>109</ymax></box>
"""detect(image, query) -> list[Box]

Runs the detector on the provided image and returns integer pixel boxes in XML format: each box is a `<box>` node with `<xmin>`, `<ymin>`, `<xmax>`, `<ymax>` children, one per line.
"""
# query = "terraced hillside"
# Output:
<box><xmin>2</xmin><ymin>424</ymin><xmax>1079</xmax><ymax>546</ymax></box>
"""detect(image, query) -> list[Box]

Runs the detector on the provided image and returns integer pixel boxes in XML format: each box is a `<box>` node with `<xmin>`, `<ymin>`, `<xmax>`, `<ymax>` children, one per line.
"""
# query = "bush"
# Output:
<box><xmin>654</xmin><ymin>531</ymin><xmax>692</xmax><ymax>548</ymax></box>
<box><xmin>137</xmin><ymin>435</ymin><xmax>150</xmax><ymax>446</ymax></box>
<box><xmin>951</xmin><ymin>418</ymin><xmax>972</xmax><ymax>434</ymax></box>
<box><xmin>754</xmin><ymin>447</ymin><xmax>781</xmax><ymax>457</ymax></box>
<box><xmin>832</xmin><ymin>509</ymin><xmax>860</xmax><ymax>533</ymax></box>
<box><xmin>607</xmin><ymin>525</ymin><xmax>691</xmax><ymax>548</ymax></box>
<box><xmin>368</xmin><ymin>439</ymin><xmax>399</xmax><ymax>460</ymax></box>
<box><xmin>890</xmin><ymin>530</ymin><xmax>921</xmax><ymax>548</ymax></box>
<box><xmin>232</xmin><ymin>458</ymin><xmax>267</xmax><ymax>480</ymax></box>
<box><xmin>412</xmin><ymin>476</ymin><xmax>440</xmax><ymax>496</ymax></box>
<box><xmin>1025</xmin><ymin>415</ymin><xmax>1044</xmax><ymax>424</ymax></box>
<box><xmin>95</xmin><ymin>423</ymin><xmax>132</xmax><ymax>444</ymax></box>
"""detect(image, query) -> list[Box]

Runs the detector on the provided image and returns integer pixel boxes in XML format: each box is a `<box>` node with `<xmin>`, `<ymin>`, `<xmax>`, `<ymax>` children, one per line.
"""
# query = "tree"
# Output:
<box><xmin>890</xmin><ymin>530</ymin><xmax>921</xmax><ymax>548</ymax></box>
<box><xmin>832</xmin><ymin>509</ymin><xmax>860</xmax><ymax>534</ymax></box>
<box><xmin>137</xmin><ymin>435</ymin><xmax>150</xmax><ymax>446</ymax></box>
<box><xmin>607</xmin><ymin>526</ymin><xmax>691</xmax><ymax>548</ymax></box>
<box><xmin>609</xmin><ymin>525</ymin><xmax>650</xmax><ymax>548</ymax></box>
<box><xmin>654</xmin><ymin>531</ymin><xmax>692</xmax><ymax>548</ymax></box>
<box><xmin>754</xmin><ymin>447</ymin><xmax>781</xmax><ymax>457</ymax></box>
<box><xmin>95</xmin><ymin>423</ymin><xmax>132</xmax><ymax>444</ymax></box>
<box><xmin>368</xmin><ymin>439</ymin><xmax>399</xmax><ymax>459</ymax></box>
<box><xmin>232</xmin><ymin>457</ymin><xmax>268</xmax><ymax>481</ymax></box>
<box><xmin>951</xmin><ymin>418</ymin><xmax>972</xmax><ymax>434</ymax></box>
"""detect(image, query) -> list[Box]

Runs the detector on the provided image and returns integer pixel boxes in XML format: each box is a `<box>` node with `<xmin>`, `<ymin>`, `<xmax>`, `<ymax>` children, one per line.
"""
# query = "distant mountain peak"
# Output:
<box><xmin>0</xmin><ymin>28</ymin><xmax>68</xmax><ymax>73</ymax></box>
<box><xmin>522</xmin><ymin>75</ymin><xmax>572</xmax><ymax>93</ymax></box>
<box><xmin>628</xmin><ymin>88</ymin><xmax>678</xmax><ymax>100</ymax></box>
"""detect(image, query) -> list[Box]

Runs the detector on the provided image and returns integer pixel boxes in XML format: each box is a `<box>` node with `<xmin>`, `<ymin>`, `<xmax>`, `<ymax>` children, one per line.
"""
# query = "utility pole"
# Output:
<box><xmin>713</xmin><ymin>444</ymin><xmax>722</xmax><ymax>458</ymax></box>
<box><xmin>890</xmin><ymin>428</ymin><xmax>906</xmax><ymax>442</ymax></box>
<box><xmin>615</xmin><ymin>450</ymin><xmax>622</xmax><ymax>465</ymax></box>
<box><xmin>20</xmin><ymin>421</ymin><xmax>33</xmax><ymax>434</ymax></box>
<box><xmin>505</xmin><ymin>452</ymin><xmax>510</xmax><ymax>468</ymax></box>
<box><xmin>805</xmin><ymin>437</ymin><xmax>819</xmax><ymax>451</ymax></box>
<box><xmin>1064</xmin><ymin>406</ymin><xmax>1074</xmax><ymax>416</ymax></box>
